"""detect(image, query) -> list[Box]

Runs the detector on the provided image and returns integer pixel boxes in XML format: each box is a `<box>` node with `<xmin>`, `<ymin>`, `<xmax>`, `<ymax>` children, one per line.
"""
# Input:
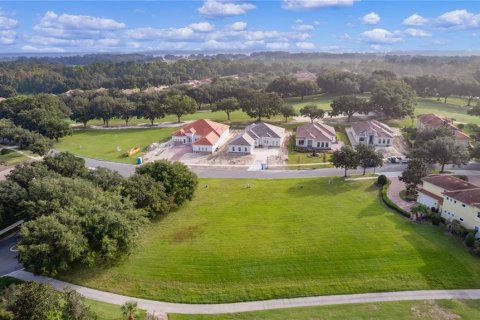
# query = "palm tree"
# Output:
<box><xmin>121</xmin><ymin>301</ymin><xmax>139</xmax><ymax>320</ymax></box>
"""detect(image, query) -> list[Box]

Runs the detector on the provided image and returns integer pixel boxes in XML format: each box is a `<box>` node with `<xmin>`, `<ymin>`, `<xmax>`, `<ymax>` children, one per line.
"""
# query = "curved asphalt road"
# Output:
<box><xmin>83</xmin><ymin>156</ymin><xmax>480</xmax><ymax>179</ymax></box>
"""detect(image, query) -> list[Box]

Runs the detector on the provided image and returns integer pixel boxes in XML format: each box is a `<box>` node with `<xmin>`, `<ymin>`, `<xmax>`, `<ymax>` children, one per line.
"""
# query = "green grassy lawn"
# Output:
<box><xmin>85</xmin><ymin>300</ymin><xmax>146</xmax><ymax>320</ymax></box>
<box><xmin>55</xmin><ymin>128</ymin><xmax>175</xmax><ymax>164</ymax></box>
<box><xmin>413</xmin><ymin>98</ymin><xmax>480</xmax><ymax>125</ymax></box>
<box><xmin>286</xmin><ymin>135</ymin><xmax>332</xmax><ymax>165</ymax></box>
<box><xmin>425</xmin><ymin>96</ymin><xmax>478</xmax><ymax>107</ymax></box>
<box><xmin>0</xmin><ymin>149</ymin><xmax>30</xmax><ymax>165</ymax></box>
<box><xmin>170</xmin><ymin>299</ymin><xmax>480</xmax><ymax>320</ymax></box>
<box><xmin>61</xmin><ymin>178</ymin><xmax>480</xmax><ymax>304</ymax></box>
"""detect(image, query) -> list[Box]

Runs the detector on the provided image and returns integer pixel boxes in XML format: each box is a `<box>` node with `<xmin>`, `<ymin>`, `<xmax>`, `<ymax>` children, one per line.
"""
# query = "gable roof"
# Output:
<box><xmin>173</xmin><ymin>119</ymin><xmax>228</xmax><ymax>138</ymax></box>
<box><xmin>422</xmin><ymin>175</ymin><xmax>478</xmax><ymax>191</ymax></box>
<box><xmin>351</xmin><ymin>120</ymin><xmax>394</xmax><ymax>139</ymax></box>
<box><xmin>173</xmin><ymin>119</ymin><xmax>229</xmax><ymax>146</ymax></box>
<box><xmin>454</xmin><ymin>130</ymin><xmax>470</xmax><ymax>141</ymax></box>
<box><xmin>229</xmin><ymin>132</ymin><xmax>255</xmax><ymax>146</ymax></box>
<box><xmin>444</xmin><ymin>188</ymin><xmax>480</xmax><ymax>209</ymax></box>
<box><xmin>296</xmin><ymin>122</ymin><xmax>336</xmax><ymax>141</ymax></box>
<box><xmin>417</xmin><ymin>114</ymin><xmax>453</xmax><ymax>128</ymax></box>
<box><xmin>245</xmin><ymin>122</ymin><xmax>285</xmax><ymax>140</ymax></box>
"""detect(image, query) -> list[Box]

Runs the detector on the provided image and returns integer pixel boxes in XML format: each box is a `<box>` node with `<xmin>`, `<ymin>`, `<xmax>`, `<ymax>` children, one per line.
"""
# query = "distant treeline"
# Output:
<box><xmin>1</xmin><ymin>52</ymin><xmax>480</xmax><ymax>97</ymax></box>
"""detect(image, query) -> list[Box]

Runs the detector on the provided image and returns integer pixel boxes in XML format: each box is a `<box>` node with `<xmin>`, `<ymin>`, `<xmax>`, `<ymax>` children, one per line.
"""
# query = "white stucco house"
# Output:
<box><xmin>228</xmin><ymin>122</ymin><xmax>285</xmax><ymax>154</ymax></box>
<box><xmin>171</xmin><ymin>119</ymin><xmax>230</xmax><ymax>153</ymax></box>
<box><xmin>349</xmin><ymin>120</ymin><xmax>393</xmax><ymax>147</ymax></box>
<box><xmin>295</xmin><ymin>122</ymin><xmax>336</xmax><ymax>150</ymax></box>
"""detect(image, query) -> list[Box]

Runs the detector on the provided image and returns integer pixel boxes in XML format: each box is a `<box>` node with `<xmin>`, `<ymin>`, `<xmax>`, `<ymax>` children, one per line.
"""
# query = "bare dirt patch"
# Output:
<box><xmin>410</xmin><ymin>301</ymin><xmax>460</xmax><ymax>320</ymax></box>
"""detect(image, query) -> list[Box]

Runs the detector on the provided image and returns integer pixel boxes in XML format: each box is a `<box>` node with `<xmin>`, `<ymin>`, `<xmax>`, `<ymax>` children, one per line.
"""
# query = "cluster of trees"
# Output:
<box><xmin>1</xmin><ymin>281</ymin><xmax>94</xmax><ymax>320</ymax></box>
<box><xmin>332</xmin><ymin>144</ymin><xmax>384</xmax><ymax>177</ymax></box>
<box><xmin>0</xmin><ymin>94</ymin><xmax>70</xmax><ymax>155</ymax></box>
<box><xmin>0</xmin><ymin>119</ymin><xmax>53</xmax><ymax>155</ymax></box>
<box><xmin>0</xmin><ymin>153</ymin><xmax>198</xmax><ymax>275</ymax></box>
<box><xmin>404</xmin><ymin>75</ymin><xmax>480</xmax><ymax>105</ymax></box>
<box><xmin>265</xmin><ymin>76</ymin><xmax>319</xmax><ymax>100</ymax></box>
<box><xmin>399</xmin><ymin>127</ymin><xmax>473</xmax><ymax>197</ymax></box>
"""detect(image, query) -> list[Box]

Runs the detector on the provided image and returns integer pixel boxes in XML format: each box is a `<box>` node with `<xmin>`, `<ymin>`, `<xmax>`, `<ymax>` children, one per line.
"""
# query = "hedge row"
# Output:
<box><xmin>379</xmin><ymin>180</ymin><xmax>412</xmax><ymax>218</ymax></box>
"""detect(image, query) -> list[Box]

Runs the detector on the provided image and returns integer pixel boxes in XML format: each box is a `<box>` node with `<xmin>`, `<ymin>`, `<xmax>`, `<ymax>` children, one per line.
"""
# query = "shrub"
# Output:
<box><xmin>377</xmin><ymin>174</ymin><xmax>388</xmax><ymax>186</ymax></box>
<box><xmin>379</xmin><ymin>181</ymin><xmax>411</xmax><ymax>218</ymax></box>
<box><xmin>466</xmin><ymin>231</ymin><xmax>476</xmax><ymax>247</ymax></box>
<box><xmin>453</xmin><ymin>175</ymin><xmax>468</xmax><ymax>182</ymax></box>
<box><xmin>472</xmin><ymin>240</ymin><xmax>480</xmax><ymax>257</ymax></box>
<box><xmin>447</xmin><ymin>220</ymin><xmax>467</xmax><ymax>237</ymax></box>
<box><xmin>431</xmin><ymin>213</ymin><xmax>442</xmax><ymax>226</ymax></box>
<box><xmin>0</xmin><ymin>148</ymin><xmax>9</xmax><ymax>155</ymax></box>
<box><xmin>457</xmin><ymin>123</ymin><xmax>464</xmax><ymax>129</ymax></box>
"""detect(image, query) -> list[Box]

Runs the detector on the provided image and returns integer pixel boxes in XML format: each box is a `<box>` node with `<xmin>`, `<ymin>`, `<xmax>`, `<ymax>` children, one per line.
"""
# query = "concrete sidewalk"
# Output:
<box><xmin>7</xmin><ymin>270</ymin><xmax>480</xmax><ymax>315</ymax></box>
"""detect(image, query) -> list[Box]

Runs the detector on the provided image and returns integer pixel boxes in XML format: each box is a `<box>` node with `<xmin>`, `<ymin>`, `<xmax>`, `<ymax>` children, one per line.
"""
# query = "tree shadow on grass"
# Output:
<box><xmin>381</xmin><ymin>205</ymin><xmax>478</xmax><ymax>290</ymax></box>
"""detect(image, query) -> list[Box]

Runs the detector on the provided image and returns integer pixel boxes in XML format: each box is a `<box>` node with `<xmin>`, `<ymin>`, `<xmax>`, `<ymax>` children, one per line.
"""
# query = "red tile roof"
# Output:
<box><xmin>417</xmin><ymin>114</ymin><xmax>453</xmax><ymax>128</ymax></box>
<box><xmin>454</xmin><ymin>130</ymin><xmax>470</xmax><ymax>140</ymax></box>
<box><xmin>173</xmin><ymin>119</ymin><xmax>229</xmax><ymax>146</ymax></box>
<box><xmin>422</xmin><ymin>175</ymin><xmax>478</xmax><ymax>191</ymax></box>
<box><xmin>444</xmin><ymin>188</ymin><xmax>480</xmax><ymax>209</ymax></box>
<box><xmin>351</xmin><ymin>120</ymin><xmax>394</xmax><ymax>139</ymax></box>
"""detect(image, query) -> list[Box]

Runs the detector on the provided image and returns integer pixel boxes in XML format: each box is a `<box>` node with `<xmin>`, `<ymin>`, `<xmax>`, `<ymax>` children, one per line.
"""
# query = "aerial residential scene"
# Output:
<box><xmin>2</xmin><ymin>0</ymin><xmax>480</xmax><ymax>319</ymax></box>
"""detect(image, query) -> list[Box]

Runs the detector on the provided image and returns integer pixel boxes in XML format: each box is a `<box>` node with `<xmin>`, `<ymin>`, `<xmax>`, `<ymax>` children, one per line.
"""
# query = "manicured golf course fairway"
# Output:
<box><xmin>61</xmin><ymin>178</ymin><xmax>480</xmax><ymax>304</ymax></box>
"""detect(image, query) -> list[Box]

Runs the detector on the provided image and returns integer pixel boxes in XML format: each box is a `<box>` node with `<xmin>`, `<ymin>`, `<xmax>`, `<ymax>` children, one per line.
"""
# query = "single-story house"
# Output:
<box><xmin>349</xmin><ymin>120</ymin><xmax>393</xmax><ymax>147</ymax></box>
<box><xmin>417</xmin><ymin>175</ymin><xmax>480</xmax><ymax>231</ymax></box>
<box><xmin>417</xmin><ymin>114</ymin><xmax>470</xmax><ymax>147</ymax></box>
<box><xmin>171</xmin><ymin>119</ymin><xmax>230</xmax><ymax>153</ymax></box>
<box><xmin>228</xmin><ymin>122</ymin><xmax>285</xmax><ymax>154</ymax></box>
<box><xmin>295</xmin><ymin>122</ymin><xmax>336</xmax><ymax>150</ymax></box>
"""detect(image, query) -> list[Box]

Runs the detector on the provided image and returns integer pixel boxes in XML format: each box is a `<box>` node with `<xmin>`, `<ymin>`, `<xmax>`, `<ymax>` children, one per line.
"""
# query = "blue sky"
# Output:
<box><xmin>1</xmin><ymin>1</ymin><xmax>480</xmax><ymax>53</ymax></box>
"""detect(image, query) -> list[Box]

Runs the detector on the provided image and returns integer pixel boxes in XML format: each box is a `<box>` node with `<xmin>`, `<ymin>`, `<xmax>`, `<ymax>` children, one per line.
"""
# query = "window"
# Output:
<box><xmin>387</xmin><ymin>139</ymin><xmax>390</xmax><ymax>144</ymax></box>
<box><xmin>462</xmin><ymin>204</ymin><xmax>466</xmax><ymax>208</ymax></box>
<box><xmin>446</xmin><ymin>197</ymin><xmax>449</xmax><ymax>200</ymax></box>
<box><xmin>359</xmin><ymin>137</ymin><xmax>364</xmax><ymax>142</ymax></box>
<box><xmin>326</xmin><ymin>142</ymin><xmax>329</xmax><ymax>148</ymax></box>
<box><xmin>317</xmin><ymin>142</ymin><xmax>320</xmax><ymax>147</ymax></box>
<box><xmin>460</xmin><ymin>218</ymin><xmax>464</xmax><ymax>222</ymax></box>
<box><xmin>477</xmin><ymin>212</ymin><xmax>480</xmax><ymax>218</ymax></box>
<box><xmin>232</xmin><ymin>147</ymin><xmax>235</xmax><ymax>151</ymax></box>
<box><xmin>244</xmin><ymin>147</ymin><xmax>247</xmax><ymax>152</ymax></box>
<box><xmin>298</xmin><ymin>140</ymin><xmax>304</xmax><ymax>145</ymax></box>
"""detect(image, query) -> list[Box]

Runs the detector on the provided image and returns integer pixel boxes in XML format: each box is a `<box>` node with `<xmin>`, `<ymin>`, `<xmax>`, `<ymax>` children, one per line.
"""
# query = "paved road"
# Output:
<box><xmin>83</xmin><ymin>156</ymin><xmax>480</xmax><ymax>179</ymax></box>
<box><xmin>7</xmin><ymin>270</ymin><xmax>480</xmax><ymax>314</ymax></box>
<box><xmin>0</xmin><ymin>234</ymin><xmax>22</xmax><ymax>276</ymax></box>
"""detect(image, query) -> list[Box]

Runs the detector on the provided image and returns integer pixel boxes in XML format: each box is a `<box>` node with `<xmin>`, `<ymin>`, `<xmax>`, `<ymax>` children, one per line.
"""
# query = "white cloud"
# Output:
<box><xmin>292</xmin><ymin>20</ymin><xmax>315</xmax><ymax>31</ymax></box>
<box><xmin>361</xmin><ymin>12</ymin><xmax>380</xmax><ymax>25</ymax></box>
<box><xmin>403</xmin><ymin>13</ymin><xmax>428</xmax><ymax>26</ymax></box>
<box><xmin>189</xmin><ymin>22</ymin><xmax>215</xmax><ymax>32</ymax></box>
<box><xmin>361</xmin><ymin>28</ymin><xmax>402</xmax><ymax>44</ymax></box>
<box><xmin>229</xmin><ymin>21</ymin><xmax>247</xmax><ymax>31</ymax></box>
<box><xmin>266</xmin><ymin>42</ymin><xmax>290</xmax><ymax>49</ymax></box>
<box><xmin>0</xmin><ymin>16</ymin><xmax>18</xmax><ymax>30</ymax></box>
<box><xmin>34</xmin><ymin>11</ymin><xmax>125</xmax><ymax>38</ymax></box>
<box><xmin>0</xmin><ymin>30</ymin><xmax>15</xmax><ymax>44</ymax></box>
<box><xmin>21</xmin><ymin>45</ymin><xmax>65</xmax><ymax>53</ymax></box>
<box><xmin>283</xmin><ymin>0</ymin><xmax>358</xmax><ymax>10</ymax></box>
<box><xmin>125</xmin><ymin>27</ymin><xmax>196</xmax><ymax>41</ymax></box>
<box><xmin>296</xmin><ymin>41</ymin><xmax>315</xmax><ymax>49</ymax></box>
<box><xmin>404</xmin><ymin>28</ymin><xmax>431</xmax><ymax>37</ymax></box>
<box><xmin>198</xmin><ymin>0</ymin><xmax>255</xmax><ymax>18</ymax></box>
<box><xmin>435</xmin><ymin>9</ymin><xmax>480</xmax><ymax>30</ymax></box>
<box><xmin>338</xmin><ymin>32</ymin><xmax>351</xmax><ymax>40</ymax></box>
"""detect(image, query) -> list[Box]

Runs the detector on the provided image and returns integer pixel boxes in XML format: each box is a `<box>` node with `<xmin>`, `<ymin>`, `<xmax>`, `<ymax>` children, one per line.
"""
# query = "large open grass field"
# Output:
<box><xmin>171</xmin><ymin>300</ymin><xmax>480</xmax><ymax>320</ymax></box>
<box><xmin>55</xmin><ymin>127</ymin><xmax>175</xmax><ymax>164</ymax></box>
<box><xmin>61</xmin><ymin>178</ymin><xmax>480</xmax><ymax>304</ymax></box>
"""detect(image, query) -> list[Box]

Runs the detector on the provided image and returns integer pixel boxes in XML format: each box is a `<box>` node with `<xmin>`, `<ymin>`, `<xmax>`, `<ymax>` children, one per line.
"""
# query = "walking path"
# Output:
<box><xmin>388</xmin><ymin>177</ymin><xmax>416</xmax><ymax>212</ymax></box>
<box><xmin>6</xmin><ymin>270</ymin><xmax>480</xmax><ymax>315</ymax></box>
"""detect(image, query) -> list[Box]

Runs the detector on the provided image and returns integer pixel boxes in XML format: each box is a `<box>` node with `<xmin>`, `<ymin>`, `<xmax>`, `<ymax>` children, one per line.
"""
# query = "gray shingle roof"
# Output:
<box><xmin>296</xmin><ymin>122</ymin><xmax>336</xmax><ymax>141</ymax></box>
<box><xmin>245</xmin><ymin>122</ymin><xmax>285</xmax><ymax>140</ymax></box>
<box><xmin>229</xmin><ymin>133</ymin><xmax>255</xmax><ymax>146</ymax></box>
<box><xmin>351</xmin><ymin>120</ymin><xmax>394</xmax><ymax>139</ymax></box>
